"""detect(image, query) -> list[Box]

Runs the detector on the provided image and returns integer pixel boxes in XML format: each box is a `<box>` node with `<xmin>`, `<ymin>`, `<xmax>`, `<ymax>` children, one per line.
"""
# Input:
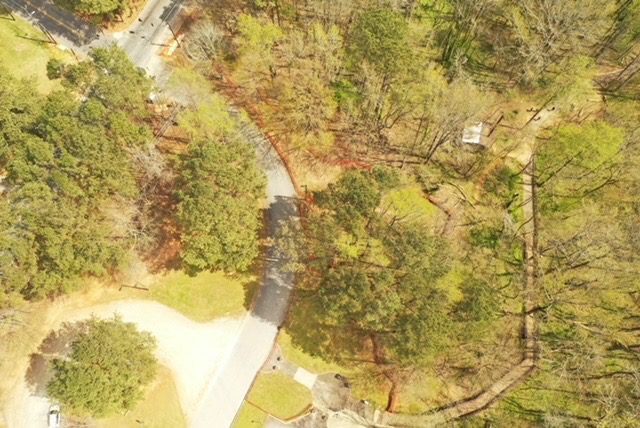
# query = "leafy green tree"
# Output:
<box><xmin>66</xmin><ymin>0</ymin><xmax>127</xmax><ymax>16</ymax></box>
<box><xmin>48</xmin><ymin>316</ymin><xmax>157</xmax><ymax>417</ymax></box>
<box><xmin>538</xmin><ymin>121</ymin><xmax>624</xmax><ymax>213</ymax></box>
<box><xmin>286</xmin><ymin>169</ymin><xmax>453</xmax><ymax>368</ymax></box>
<box><xmin>177</xmin><ymin>136</ymin><xmax>266</xmax><ymax>273</ymax></box>
<box><xmin>233</xmin><ymin>14</ymin><xmax>283</xmax><ymax>94</ymax></box>
<box><xmin>347</xmin><ymin>8</ymin><xmax>409</xmax><ymax>79</ymax></box>
<box><xmin>0</xmin><ymin>48</ymin><xmax>152</xmax><ymax>304</ymax></box>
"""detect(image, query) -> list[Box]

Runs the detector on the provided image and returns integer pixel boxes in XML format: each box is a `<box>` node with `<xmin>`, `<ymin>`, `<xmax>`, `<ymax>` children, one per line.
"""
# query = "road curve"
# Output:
<box><xmin>191</xmin><ymin>113</ymin><xmax>299</xmax><ymax>426</ymax></box>
<box><xmin>118</xmin><ymin>5</ymin><xmax>301</xmax><ymax>425</ymax></box>
<box><xmin>4</xmin><ymin>1</ymin><xmax>300</xmax><ymax>426</ymax></box>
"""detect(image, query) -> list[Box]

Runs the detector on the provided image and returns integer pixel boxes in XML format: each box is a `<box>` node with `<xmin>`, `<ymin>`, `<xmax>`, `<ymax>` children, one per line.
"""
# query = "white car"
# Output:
<box><xmin>48</xmin><ymin>405</ymin><xmax>60</xmax><ymax>428</ymax></box>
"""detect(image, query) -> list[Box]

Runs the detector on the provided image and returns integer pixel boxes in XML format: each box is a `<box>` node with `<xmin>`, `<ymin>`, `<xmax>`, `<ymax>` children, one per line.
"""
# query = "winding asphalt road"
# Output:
<box><xmin>2</xmin><ymin>1</ymin><xmax>299</xmax><ymax>427</ymax></box>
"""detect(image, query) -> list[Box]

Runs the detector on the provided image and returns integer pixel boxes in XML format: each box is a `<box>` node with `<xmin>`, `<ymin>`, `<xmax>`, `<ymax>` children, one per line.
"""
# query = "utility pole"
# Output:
<box><xmin>38</xmin><ymin>22</ymin><xmax>57</xmax><ymax>44</ymax></box>
<box><xmin>1</xmin><ymin>0</ymin><xmax>56</xmax><ymax>44</ymax></box>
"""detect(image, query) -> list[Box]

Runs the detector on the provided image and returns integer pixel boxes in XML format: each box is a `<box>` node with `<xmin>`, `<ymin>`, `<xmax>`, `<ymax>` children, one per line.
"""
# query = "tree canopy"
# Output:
<box><xmin>0</xmin><ymin>46</ymin><xmax>152</xmax><ymax>304</ymax></box>
<box><xmin>64</xmin><ymin>0</ymin><xmax>128</xmax><ymax>17</ymax></box>
<box><xmin>176</xmin><ymin>92</ymin><xmax>266</xmax><ymax>273</ymax></box>
<box><xmin>48</xmin><ymin>316</ymin><xmax>157</xmax><ymax>417</ymax></box>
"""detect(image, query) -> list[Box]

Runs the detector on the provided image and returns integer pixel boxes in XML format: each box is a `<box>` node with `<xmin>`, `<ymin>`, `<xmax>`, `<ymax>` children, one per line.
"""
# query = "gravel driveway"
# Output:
<box><xmin>3</xmin><ymin>299</ymin><xmax>244</xmax><ymax>428</ymax></box>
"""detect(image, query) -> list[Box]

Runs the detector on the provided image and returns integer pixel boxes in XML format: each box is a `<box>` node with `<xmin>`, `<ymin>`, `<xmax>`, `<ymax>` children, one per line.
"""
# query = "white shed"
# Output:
<box><xmin>462</xmin><ymin>122</ymin><xmax>484</xmax><ymax>145</ymax></box>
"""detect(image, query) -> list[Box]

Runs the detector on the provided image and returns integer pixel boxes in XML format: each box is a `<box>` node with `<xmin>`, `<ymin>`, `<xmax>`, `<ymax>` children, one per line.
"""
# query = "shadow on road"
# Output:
<box><xmin>251</xmin><ymin>195</ymin><xmax>298</xmax><ymax>327</ymax></box>
<box><xmin>1</xmin><ymin>0</ymin><xmax>99</xmax><ymax>47</ymax></box>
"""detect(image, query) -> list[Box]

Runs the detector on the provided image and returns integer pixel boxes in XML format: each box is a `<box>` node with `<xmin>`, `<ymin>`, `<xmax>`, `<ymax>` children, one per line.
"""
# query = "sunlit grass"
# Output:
<box><xmin>245</xmin><ymin>372</ymin><xmax>312</xmax><ymax>421</ymax></box>
<box><xmin>150</xmin><ymin>270</ymin><xmax>255</xmax><ymax>322</ymax></box>
<box><xmin>97</xmin><ymin>366</ymin><xmax>186</xmax><ymax>428</ymax></box>
<box><xmin>232</xmin><ymin>403</ymin><xmax>267</xmax><ymax>428</ymax></box>
<box><xmin>0</xmin><ymin>14</ymin><xmax>71</xmax><ymax>93</ymax></box>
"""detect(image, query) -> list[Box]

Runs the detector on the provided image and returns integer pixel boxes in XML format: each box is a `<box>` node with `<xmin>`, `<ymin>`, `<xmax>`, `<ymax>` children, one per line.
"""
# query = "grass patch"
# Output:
<box><xmin>97</xmin><ymin>365</ymin><xmax>185</xmax><ymax>428</ymax></box>
<box><xmin>0</xmin><ymin>14</ymin><xmax>71</xmax><ymax>93</ymax></box>
<box><xmin>232</xmin><ymin>403</ymin><xmax>268</xmax><ymax>428</ymax></box>
<box><xmin>246</xmin><ymin>372</ymin><xmax>312</xmax><ymax>421</ymax></box>
<box><xmin>435</xmin><ymin>263</ymin><xmax>466</xmax><ymax>303</ymax></box>
<box><xmin>150</xmin><ymin>271</ymin><xmax>255</xmax><ymax>322</ymax></box>
<box><xmin>384</xmin><ymin>185</ymin><xmax>439</xmax><ymax>224</ymax></box>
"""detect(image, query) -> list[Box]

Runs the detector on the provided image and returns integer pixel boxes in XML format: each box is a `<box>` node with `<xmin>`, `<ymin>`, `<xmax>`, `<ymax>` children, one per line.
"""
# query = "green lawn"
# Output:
<box><xmin>97</xmin><ymin>366</ymin><xmax>186</xmax><ymax>428</ymax></box>
<box><xmin>150</xmin><ymin>271</ymin><xmax>256</xmax><ymax>322</ymax></box>
<box><xmin>245</xmin><ymin>372</ymin><xmax>312</xmax><ymax>421</ymax></box>
<box><xmin>384</xmin><ymin>185</ymin><xmax>439</xmax><ymax>224</ymax></box>
<box><xmin>232</xmin><ymin>403</ymin><xmax>267</xmax><ymax>428</ymax></box>
<box><xmin>0</xmin><ymin>13</ymin><xmax>71</xmax><ymax>93</ymax></box>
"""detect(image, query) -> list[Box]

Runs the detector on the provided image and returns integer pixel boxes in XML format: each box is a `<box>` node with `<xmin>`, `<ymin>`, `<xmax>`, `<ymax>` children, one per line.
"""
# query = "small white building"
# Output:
<box><xmin>462</xmin><ymin>122</ymin><xmax>484</xmax><ymax>145</ymax></box>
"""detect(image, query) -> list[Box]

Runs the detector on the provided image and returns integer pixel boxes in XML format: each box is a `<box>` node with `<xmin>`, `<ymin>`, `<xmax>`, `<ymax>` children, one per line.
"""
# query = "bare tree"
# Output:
<box><xmin>183</xmin><ymin>19</ymin><xmax>224</xmax><ymax>63</ymax></box>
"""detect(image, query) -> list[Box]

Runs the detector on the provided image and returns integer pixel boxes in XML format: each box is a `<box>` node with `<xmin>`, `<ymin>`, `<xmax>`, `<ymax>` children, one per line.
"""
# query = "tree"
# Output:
<box><xmin>286</xmin><ymin>169</ymin><xmax>452</xmax><ymax>364</ymax></box>
<box><xmin>177</xmin><ymin>137</ymin><xmax>266</xmax><ymax>273</ymax></box>
<box><xmin>347</xmin><ymin>8</ymin><xmax>409</xmax><ymax>79</ymax></box>
<box><xmin>423</xmin><ymin>0</ymin><xmax>497</xmax><ymax>70</ymax></box>
<box><xmin>183</xmin><ymin>19</ymin><xmax>224</xmax><ymax>63</ymax></box>
<box><xmin>0</xmin><ymin>48</ymin><xmax>152</xmax><ymax>303</ymax></box>
<box><xmin>538</xmin><ymin>121</ymin><xmax>624</xmax><ymax>213</ymax></box>
<box><xmin>497</xmin><ymin>0</ymin><xmax>615</xmax><ymax>85</ymax></box>
<box><xmin>233</xmin><ymin>14</ymin><xmax>283</xmax><ymax>94</ymax></box>
<box><xmin>67</xmin><ymin>0</ymin><xmax>127</xmax><ymax>16</ymax></box>
<box><xmin>48</xmin><ymin>316</ymin><xmax>157</xmax><ymax>417</ymax></box>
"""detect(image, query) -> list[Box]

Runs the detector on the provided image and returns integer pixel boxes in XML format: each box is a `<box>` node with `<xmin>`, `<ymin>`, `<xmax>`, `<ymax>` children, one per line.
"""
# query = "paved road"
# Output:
<box><xmin>1</xmin><ymin>0</ymin><xmax>99</xmax><ymax>46</ymax></box>
<box><xmin>106</xmin><ymin>0</ymin><xmax>183</xmax><ymax>78</ymax></box>
<box><xmin>190</xmin><ymin>114</ymin><xmax>299</xmax><ymax>428</ymax></box>
<box><xmin>3</xmin><ymin>2</ymin><xmax>300</xmax><ymax>427</ymax></box>
<box><xmin>1</xmin><ymin>0</ymin><xmax>182</xmax><ymax>77</ymax></box>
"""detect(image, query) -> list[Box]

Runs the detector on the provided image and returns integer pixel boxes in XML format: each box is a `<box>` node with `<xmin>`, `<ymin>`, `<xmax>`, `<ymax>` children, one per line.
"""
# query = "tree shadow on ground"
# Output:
<box><xmin>25</xmin><ymin>321</ymin><xmax>88</xmax><ymax>397</ymax></box>
<box><xmin>242</xmin><ymin>209</ymin><xmax>269</xmax><ymax>312</ymax></box>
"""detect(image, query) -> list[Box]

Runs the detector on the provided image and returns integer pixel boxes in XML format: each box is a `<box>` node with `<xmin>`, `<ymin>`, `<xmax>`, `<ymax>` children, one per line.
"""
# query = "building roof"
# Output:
<box><xmin>462</xmin><ymin>122</ymin><xmax>484</xmax><ymax>145</ymax></box>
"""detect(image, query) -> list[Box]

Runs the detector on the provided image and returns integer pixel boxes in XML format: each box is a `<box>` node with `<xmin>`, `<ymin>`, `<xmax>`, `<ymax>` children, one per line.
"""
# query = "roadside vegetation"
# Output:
<box><xmin>150</xmin><ymin>270</ymin><xmax>255</xmax><ymax>322</ymax></box>
<box><xmin>54</xmin><ymin>0</ymin><xmax>130</xmax><ymax>19</ymax></box>
<box><xmin>1</xmin><ymin>0</ymin><xmax>639</xmax><ymax>425</ymax></box>
<box><xmin>0</xmin><ymin>32</ymin><xmax>265</xmax><ymax>427</ymax></box>
<box><xmin>233</xmin><ymin>403</ymin><xmax>267</xmax><ymax>428</ymax></box>
<box><xmin>97</xmin><ymin>365</ymin><xmax>186</xmax><ymax>428</ymax></box>
<box><xmin>234</xmin><ymin>371</ymin><xmax>313</xmax><ymax>428</ymax></box>
<box><xmin>0</xmin><ymin>45</ymin><xmax>265</xmax><ymax>306</ymax></box>
<box><xmin>245</xmin><ymin>372</ymin><xmax>312</xmax><ymax>421</ymax></box>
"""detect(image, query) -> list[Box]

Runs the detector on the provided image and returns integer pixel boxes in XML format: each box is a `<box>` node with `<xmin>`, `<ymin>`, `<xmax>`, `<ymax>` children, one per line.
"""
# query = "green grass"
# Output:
<box><xmin>384</xmin><ymin>185</ymin><xmax>439</xmax><ymax>224</ymax></box>
<box><xmin>246</xmin><ymin>372</ymin><xmax>312</xmax><ymax>421</ymax></box>
<box><xmin>150</xmin><ymin>271</ymin><xmax>256</xmax><ymax>322</ymax></box>
<box><xmin>232</xmin><ymin>403</ymin><xmax>268</xmax><ymax>428</ymax></box>
<box><xmin>97</xmin><ymin>366</ymin><xmax>186</xmax><ymax>428</ymax></box>
<box><xmin>435</xmin><ymin>263</ymin><xmax>466</xmax><ymax>303</ymax></box>
<box><xmin>0</xmin><ymin>13</ymin><xmax>72</xmax><ymax>93</ymax></box>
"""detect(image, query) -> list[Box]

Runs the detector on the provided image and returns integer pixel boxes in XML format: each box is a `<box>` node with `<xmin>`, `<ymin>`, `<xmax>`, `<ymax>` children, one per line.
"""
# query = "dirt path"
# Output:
<box><xmin>2</xmin><ymin>299</ymin><xmax>244</xmax><ymax>428</ymax></box>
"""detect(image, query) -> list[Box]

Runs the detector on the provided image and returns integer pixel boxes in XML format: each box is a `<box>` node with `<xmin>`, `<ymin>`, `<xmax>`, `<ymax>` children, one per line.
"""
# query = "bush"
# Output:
<box><xmin>46</xmin><ymin>58</ymin><xmax>65</xmax><ymax>80</ymax></box>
